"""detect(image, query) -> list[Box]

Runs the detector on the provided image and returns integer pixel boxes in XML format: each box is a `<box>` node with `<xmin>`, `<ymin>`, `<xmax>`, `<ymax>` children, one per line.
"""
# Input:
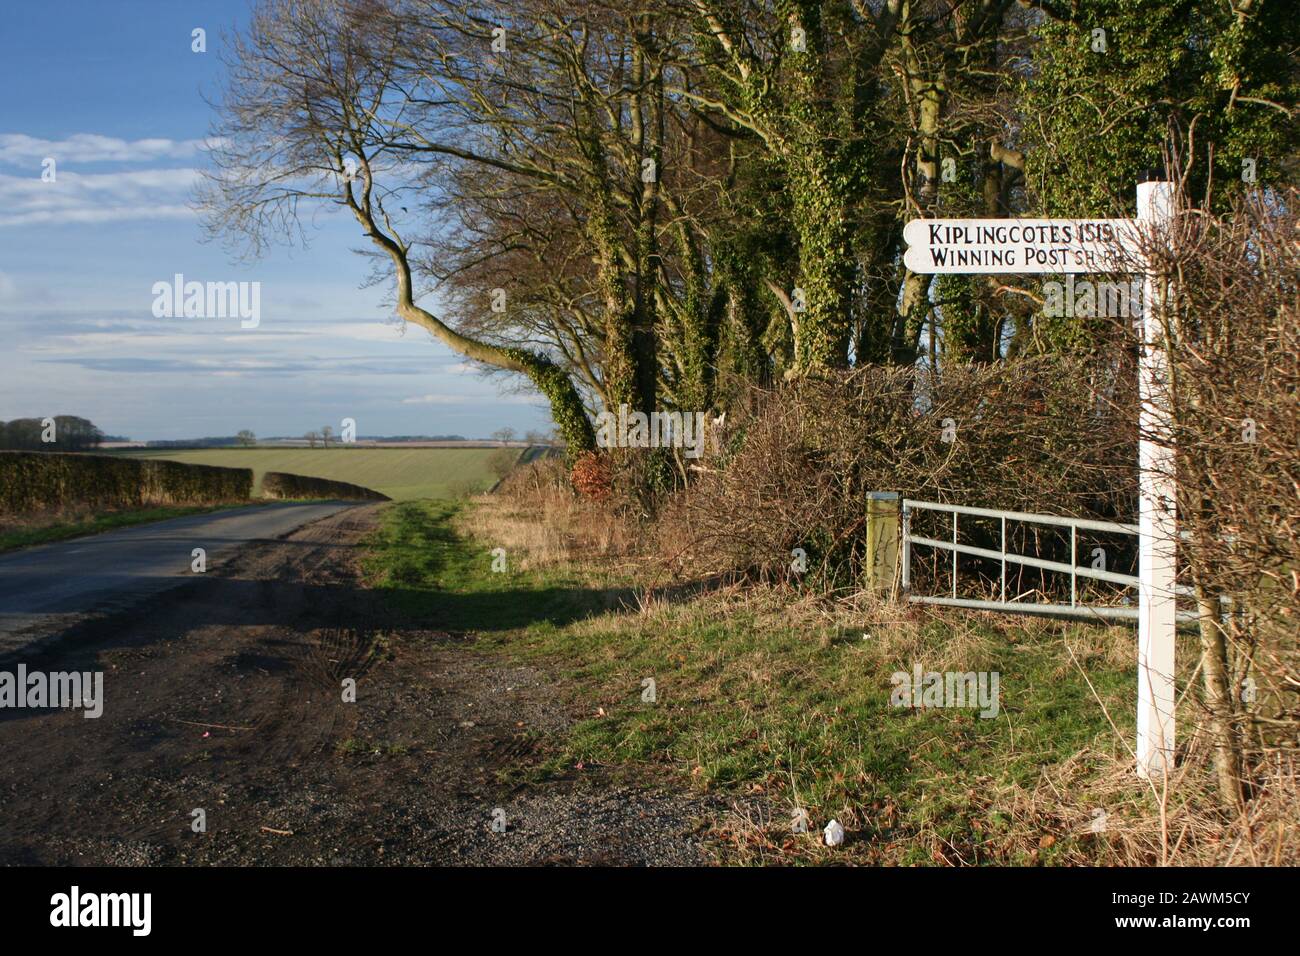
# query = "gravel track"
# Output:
<box><xmin>0</xmin><ymin>505</ymin><xmax>728</xmax><ymax>866</ymax></box>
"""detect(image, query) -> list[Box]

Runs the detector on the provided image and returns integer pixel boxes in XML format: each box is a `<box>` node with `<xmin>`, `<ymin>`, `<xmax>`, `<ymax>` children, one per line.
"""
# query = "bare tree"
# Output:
<box><xmin>198</xmin><ymin>0</ymin><xmax>595</xmax><ymax>455</ymax></box>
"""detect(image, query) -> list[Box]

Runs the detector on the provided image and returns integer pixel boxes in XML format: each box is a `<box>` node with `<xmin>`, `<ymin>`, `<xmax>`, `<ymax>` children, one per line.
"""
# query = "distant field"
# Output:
<box><xmin>118</xmin><ymin>447</ymin><xmax>519</xmax><ymax>501</ymax></box>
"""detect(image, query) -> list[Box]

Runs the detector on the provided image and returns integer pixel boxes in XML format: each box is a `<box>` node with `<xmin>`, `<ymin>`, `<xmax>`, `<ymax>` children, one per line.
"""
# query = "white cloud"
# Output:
<box><xmin>402</xmin><ymin>391</ymin><xmax>546</xmax><ymax>406</ymax></box>
<box><xmin>218</xmin><ymin>322</ymin><xmax>410</xmax><ymax>344</ymax></box>
<box><xmin>19</xmin><ymin>330</ymin><xmax>200</xmax><ymax>352</ymax></box>
<box><xmin>0</xmin><ymin>168</ymin><xmax>199</xmax><ymax>228</ymax></box>
<box><xmin>402</xmin><ymin>394</ymin><xmax>468</xmax><ymax>405</ymax></box>
<box><xmin>317</xmin><ymin>321</ymin><xmax>414</xmax><ymax>342</ymax></box>
<box><xmin>0</xmin><ymin>133</ymin><xmax>222</xmax><ymax>167</ymax></box>
<box><xmin>0</xmin><ymin>273</ymin><xmax>58</xmax><ymax>308</ymax></box>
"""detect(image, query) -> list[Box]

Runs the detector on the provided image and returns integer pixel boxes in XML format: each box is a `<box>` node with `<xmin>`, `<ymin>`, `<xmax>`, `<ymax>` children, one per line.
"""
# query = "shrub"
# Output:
<box><xmin>486</xmin><ymin>446</ymin><xmax>521</xmax><ymax>481</ymax></box>
<box><xmin>498</xmin><ymin>454</ymin><xmax>571</xmax><ymax>502</ymax></box>
<box><xmin>1154</xmin><ymin>185</ymin><xmax>1300</xmax><ymax>804</ymax></box>
<box><xmin>657</xmin><ymin>356</ymin><xmax>1137</xmax><ymax>588</ymax></box>
<box><xmin>570</xmin><ymin>450</ymin><xmax>612</xmax><ymax>501</ymax></box>
<box><xmin>0</xmin><ymin>451</ymin><xmax>252</xmax><ymax>514</ymax></box>
<box><xmin>261</xmin><ymin>472</ymin><xmax>390</xmax><ymax>501</ymax></box>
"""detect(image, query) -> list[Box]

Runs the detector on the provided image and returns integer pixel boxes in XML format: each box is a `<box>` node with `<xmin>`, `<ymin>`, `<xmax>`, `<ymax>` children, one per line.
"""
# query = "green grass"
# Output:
<box><xmin>363</xmin><ymin>500</ymin><xmax>600</xmax><ymax>632</ymax></box>
<box><xmin>363</xmin><ymin>499</ymin><xmax>1181</xmax><ymax>865</ymax></box>
<box><xmin>119</xmin><ymin>447</ymin><xmax>519</xmax><ymax>501</ymax></box>
<box><xmin>0</xmin><ymin>503</ymin><xmax>252</xmax><ymax>553</ymax></box>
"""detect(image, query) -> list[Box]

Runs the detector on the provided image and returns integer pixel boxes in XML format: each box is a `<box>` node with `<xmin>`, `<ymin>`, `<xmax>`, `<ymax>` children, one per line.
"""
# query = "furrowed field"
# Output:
<box><xmin>118</xmin><ymin>447</ymin><xmax>520</xmax><ymax>501</ymax></box>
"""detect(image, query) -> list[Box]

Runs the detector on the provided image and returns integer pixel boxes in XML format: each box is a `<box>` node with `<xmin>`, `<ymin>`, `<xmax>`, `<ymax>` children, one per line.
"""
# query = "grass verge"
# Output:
<box><xmin>0</xmin><ymin>502</ymin><xmax>256</xmax><ymax>554</ymax></box>
<box><xmin>362</xmin><ymin>496</ymin><xmax>1231</xmax><ymax>865</ymax></box>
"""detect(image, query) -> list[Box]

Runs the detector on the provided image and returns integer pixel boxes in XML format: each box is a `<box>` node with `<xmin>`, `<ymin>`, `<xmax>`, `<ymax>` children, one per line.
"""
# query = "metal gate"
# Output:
<box><xmin>899</xmin><ymin>499</ymin><xmax>1197</xmax><ymax>623</ymax></box>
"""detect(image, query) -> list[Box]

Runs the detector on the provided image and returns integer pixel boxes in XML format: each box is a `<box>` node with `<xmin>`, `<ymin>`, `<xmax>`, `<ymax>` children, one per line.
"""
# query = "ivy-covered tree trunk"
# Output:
<box><xmin>789</xmin><ymin>155</ymin><xmax>856</xmax><ymax>372</ymax></box>
<box><xmin>506</xmin><ymin>348</ymin><xmax>598</xmax><ymax>459</ymax></box>
<box><xmin>665</xmin><ymin>216</ymin><xmax>728</xmax><ymax>410</ymax></box>
<box><xmin>630</xmin><ymin>22</ymin><xmax>663</xmax><ymax>416</ymax></box>
<box><xmin>578</xmin><ymin>97</ymin><xmax>657</xmax><ymax>418</ymax></box>
<box><xmin>894</xmin><ymin>30</ymin><xmax>946</xmax><ymax>363</ymax></box>
<box><xmin>779</xmin><ymin>2</ymin><xmax>865</xmax><ymax>374</ymax></box>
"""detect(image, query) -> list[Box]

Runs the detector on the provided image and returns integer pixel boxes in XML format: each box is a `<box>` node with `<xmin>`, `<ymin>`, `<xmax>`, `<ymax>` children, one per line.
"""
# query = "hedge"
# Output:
<box><xmin>261</xmin><ymin>471</ymin><xmax>390</xmax><ymax>502</ymax></box>
<box><xmin>0</xmin><ymin>451</ymin><xmax>253</xmax><ymax>514</ymax></box>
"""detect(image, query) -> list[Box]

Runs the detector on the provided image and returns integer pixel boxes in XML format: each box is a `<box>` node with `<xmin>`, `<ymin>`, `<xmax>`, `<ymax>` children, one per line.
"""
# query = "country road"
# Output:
<box><xmin>0</xmin><ymin>503</ymin><xmax>722</xmax><ymax>865</ymax></box>
<box><xmin>0</xmin><ymin>501</ymin><xmax>356</xmax><ymax>655</ymax></box>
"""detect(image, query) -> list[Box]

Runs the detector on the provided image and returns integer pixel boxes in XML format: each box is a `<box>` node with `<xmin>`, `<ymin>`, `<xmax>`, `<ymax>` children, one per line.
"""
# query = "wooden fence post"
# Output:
<box><xmin>866</xmin><ymin>492</ymin><xmax>901</xmax><ymax>594</ymax></box>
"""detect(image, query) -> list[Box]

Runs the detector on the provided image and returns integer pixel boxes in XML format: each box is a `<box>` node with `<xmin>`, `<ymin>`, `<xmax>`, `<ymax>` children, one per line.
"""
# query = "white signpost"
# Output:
<box><xmin>902</xmin><ymin>217</ymin><xmax>1141</xmax><ymax>274</ymax></box>
<box><xmin>904</xmin><ymin>182</ymin><xmax>1177</xmax><ymax>778</ymax></box>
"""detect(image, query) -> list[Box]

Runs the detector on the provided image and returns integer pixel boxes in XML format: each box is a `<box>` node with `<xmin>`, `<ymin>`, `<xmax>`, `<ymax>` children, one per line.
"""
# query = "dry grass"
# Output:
<box><xmin>0</xmin><ymin>505</ymin><xmax>101</xmax><ymax>537</ymax></box>
<box><xmin>449</xmin><ymin>488</ymin><xmax>1299</xmax><ymax>866</ymax></box>
<box><xmin>999</xmin><ymin>744</ymin><xmax>1300</xmax><ymax>867</ymax></box>
<box><xmin>454</xmin><ymin>458</ymin><xmax>639</xmax><ymax>576</ymax></box>
<box><xmin>0</xmin><ymin>502</ymin><xmax>242</xmax><ymax>553</ymax></box>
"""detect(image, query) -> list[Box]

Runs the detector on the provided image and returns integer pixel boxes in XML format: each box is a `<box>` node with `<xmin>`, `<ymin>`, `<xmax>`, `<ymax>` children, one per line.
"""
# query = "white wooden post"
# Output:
<box><xmin>898</xmin><ymin>192</ymin><xmax>1181</xmax><ymax>776</ymax></box>
<box><xmin>1135</xmin><ymin>179</ymin><xmax>1177</xmax><ymax>779</ymax></box>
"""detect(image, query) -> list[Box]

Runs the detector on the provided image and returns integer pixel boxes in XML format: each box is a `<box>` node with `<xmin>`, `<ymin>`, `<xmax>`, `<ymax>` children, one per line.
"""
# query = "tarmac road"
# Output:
<box><xmin>0</xmin><ymin>501</ymin><xmax>356</xmax><ymax>654</ymax></box>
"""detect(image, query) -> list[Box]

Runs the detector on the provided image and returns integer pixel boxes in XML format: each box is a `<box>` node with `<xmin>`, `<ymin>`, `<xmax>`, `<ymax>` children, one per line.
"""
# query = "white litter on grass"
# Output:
<box><xmin>823</xmin><ymin>819</ymin><xmax>845</xmax><ymax>847</ymax></box>
<box><xmin>1089</xmin><ymin>808</ymin><xmax>1108</xmax><ymax>833</ymax></box>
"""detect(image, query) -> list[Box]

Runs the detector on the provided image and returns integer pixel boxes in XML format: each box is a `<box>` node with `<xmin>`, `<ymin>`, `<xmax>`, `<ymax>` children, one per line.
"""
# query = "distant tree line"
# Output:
<box><xmin>145</xmin><ymin>437</ymin><xmax>245</xmax><ymax>448</ymax></box>
<box><xmin>142</xmin><ymin>432</ymin><xmax>486</xmax><ymax>449</ymax></box>
<box><xmin>0</xmin><ymin>416</ymin><xmax>103</xmax><ymax>452</ymax></box>
<box><xmin>353</xmin><ymin>434</ymin><xmax>468</xmax><ymax>442</ymax></box>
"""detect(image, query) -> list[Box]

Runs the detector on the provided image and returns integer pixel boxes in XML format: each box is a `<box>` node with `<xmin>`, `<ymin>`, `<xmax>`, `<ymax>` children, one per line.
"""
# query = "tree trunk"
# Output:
<box><xmin>789</xmin><ymin>156</ymin><xmax>855</xmax><ymax>372</ymax></box>
<box><xmin>1196</xmin><ymin>579</ymin><xmax>1245</xmax><ymax>812</ymax></box>
<box><xmin>352</xmin><ymin>198</ymin><xmax>596</xmax><ymax>456</ymax></box>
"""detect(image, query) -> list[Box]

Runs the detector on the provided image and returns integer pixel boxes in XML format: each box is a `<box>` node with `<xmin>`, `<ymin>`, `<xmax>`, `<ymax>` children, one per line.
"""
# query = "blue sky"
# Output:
<box><xmin>0</xmin><ymin>0</ymin><xmax>551</xmax><ymax>440</ymax></box>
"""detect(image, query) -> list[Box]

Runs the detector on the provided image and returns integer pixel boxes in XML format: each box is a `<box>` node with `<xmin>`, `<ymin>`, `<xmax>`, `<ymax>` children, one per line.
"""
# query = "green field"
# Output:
<box><xmin>120</xmin><ymin>447</ymin><xmax>518</xmax><ymax>501</ymax></box>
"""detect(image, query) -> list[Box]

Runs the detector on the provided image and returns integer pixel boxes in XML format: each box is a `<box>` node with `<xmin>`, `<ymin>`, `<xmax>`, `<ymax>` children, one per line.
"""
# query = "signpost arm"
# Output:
<box><xmin>1135</xmin><ymin>179</ymin><xmax>1178</xmax><ymax>779</ymax></box>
